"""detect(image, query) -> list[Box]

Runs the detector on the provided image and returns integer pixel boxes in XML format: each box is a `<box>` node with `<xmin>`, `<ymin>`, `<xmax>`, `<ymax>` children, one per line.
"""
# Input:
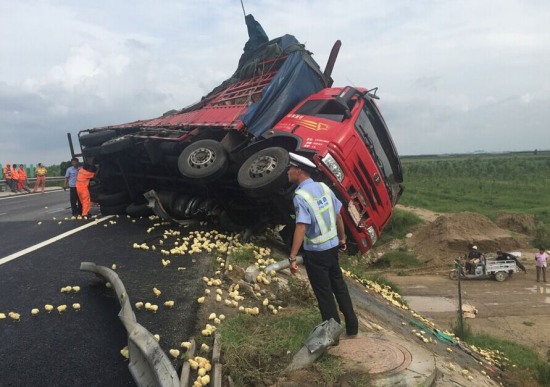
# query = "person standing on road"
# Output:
<box><xmin>64</xmin><ymin>158</ymin><xmax>82</xmax><ymax>216</ymax></box>
<box><xmin>287</xmin><ymin>152</ymin><xmax>358</xmax><ymax>337</ymax></box>
<box><xmin>11</xmin><ymin>164</ymin><xmax>20</xmax><ymax>192</ymax></box>
<box><xmin>76</xmin><ymin>161</ymin><xmax>96</xmax><ymax>219</ymax></box>
<box><xmin>17</xmin><ymin>164</ymin><xmax>31</xmax><ymax>193</ymax></box>
<box><xmin>3</xmin><ymin>162</ymin><xmax>16</xmax><ymax>192</ymax></box>
<box><xmin>535</xmin><ymin>248</ymin><xmax>548</xmax><ymax>283</ymax></box>
<box><xmin>33</xmin><ymin>163</ymin><xmax>48</xmax><ymax>193</ymax></box>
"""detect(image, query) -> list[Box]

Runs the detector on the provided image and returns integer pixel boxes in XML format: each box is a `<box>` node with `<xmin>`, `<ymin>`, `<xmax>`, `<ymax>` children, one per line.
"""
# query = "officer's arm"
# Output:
<box><xmin>290</xmin><ymin>223</ymin><xmax>306</xmax><ymax>259</ymax></box>
<box><xmin>336</xmin><ymin>214</ymin><xmax>345</xmax><ymax>244</ymax></box>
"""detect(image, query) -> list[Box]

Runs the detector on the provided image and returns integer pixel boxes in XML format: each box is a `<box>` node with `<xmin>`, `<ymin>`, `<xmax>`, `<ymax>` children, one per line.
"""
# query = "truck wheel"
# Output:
<box><xmin>101</xmin><ymin>136</ymin><xmax>133</xmax><ymax>155</ymax></box>
<box><xmin>494</xmin><ymin>271</ymin><xmax>507</xmax><ymax>282</ymax></box>
<box><xmin>178</xmin><ymin>140</ymin><xmax>228</xmax><ymax>182</ymax></box>
<box><xmin>80</xmin><ymin>130</ymin><xmax>117</xmax><ymax>147</ymax></box>
<box><xmin>237</xmin><ymin>147</ymin><xmax>290</xmax><ymax>197</ymax></box>
<box><xmin>97</xmin><ymin>191</ymin><xmax>129</xmax><ymax>207</ymax></box>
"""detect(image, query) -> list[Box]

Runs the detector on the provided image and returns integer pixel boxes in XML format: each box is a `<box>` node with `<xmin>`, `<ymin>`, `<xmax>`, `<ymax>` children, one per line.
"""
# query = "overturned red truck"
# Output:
<box><xmin>69</xmin><ymin>15</ymin><xmax>403</xmax><ymax>254</ymax></box>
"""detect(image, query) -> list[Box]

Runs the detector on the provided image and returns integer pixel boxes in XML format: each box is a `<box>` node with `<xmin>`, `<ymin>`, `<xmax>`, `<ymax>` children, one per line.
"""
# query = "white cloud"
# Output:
<box><xmin>0</xmin><ymin>0</ymin><xmax>549</xmax><ymax>164</ymax></box>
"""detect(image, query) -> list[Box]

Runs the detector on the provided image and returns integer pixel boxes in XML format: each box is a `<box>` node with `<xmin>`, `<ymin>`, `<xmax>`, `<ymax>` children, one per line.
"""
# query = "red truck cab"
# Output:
<box><xmin>264</xmin><ymin>87</ymin><xmax>403</xmax><ymax>252</ymax></box>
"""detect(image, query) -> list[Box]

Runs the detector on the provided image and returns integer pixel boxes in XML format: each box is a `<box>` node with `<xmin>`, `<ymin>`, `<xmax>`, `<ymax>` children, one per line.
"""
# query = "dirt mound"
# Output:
<box><xmin>408</xmin><ymin>212</ymin><xmax>526</xmax><ymax>265</ymax></box>
<box><xmin>496</xmin><ymin>213</ymin><xmax>536</xmax><ymax>235</ymax></box>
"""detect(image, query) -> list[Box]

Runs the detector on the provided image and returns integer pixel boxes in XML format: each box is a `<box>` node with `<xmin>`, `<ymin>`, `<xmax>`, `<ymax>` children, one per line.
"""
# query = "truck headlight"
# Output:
<box><xmin>367</xmin><ymin>226</ymin><xmax>377</xmax><ymax>245</ymax></box>
<box><xmin>321</xmin><ymin>153</ymin><xmax>344</xmax><ymax>183</ymax></box>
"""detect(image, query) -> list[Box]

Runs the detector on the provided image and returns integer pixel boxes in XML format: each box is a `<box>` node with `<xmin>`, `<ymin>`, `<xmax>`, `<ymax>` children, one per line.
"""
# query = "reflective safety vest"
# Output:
<box><xmin>75</xmin><ymin>168</ymin><xmax>95</xmax><ymax>189</ymax></box>
<box><xmin>295</xmin><ymin>182</ymin><xmax>337</xmax><ymax>244</ymax></box>
<box><xmin>3</xmin><ymin>167</ymin><xmax>12</xmax><ymax>179</ymax></box>
<box><xmin>18</xmin><ymin>168</ymin><xmax>27</xmax><ymax>180</ymax></box>
<box><xmin>11</xmin><ymin>168</ymin><xmax>19</xmax><ymax>180</ymax></box>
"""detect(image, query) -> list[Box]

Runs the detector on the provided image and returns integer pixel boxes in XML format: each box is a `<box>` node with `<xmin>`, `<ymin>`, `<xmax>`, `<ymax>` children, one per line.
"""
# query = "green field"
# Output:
<box><xmin>399</xmin><ymin>151</ymin><xmax>550</xmax><ymax>218</ymax></box>
<box><xmin>398</xmin><ymin>151</ymin><xmax>550</xmax><ymax>247</ymax></box>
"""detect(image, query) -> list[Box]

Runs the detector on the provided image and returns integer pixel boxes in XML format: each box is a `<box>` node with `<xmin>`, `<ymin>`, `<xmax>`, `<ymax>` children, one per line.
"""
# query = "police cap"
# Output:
<box><xmin>288</xmin><ymin>152</ymin><xmax>316</xmax><ymax>171</ymax></box>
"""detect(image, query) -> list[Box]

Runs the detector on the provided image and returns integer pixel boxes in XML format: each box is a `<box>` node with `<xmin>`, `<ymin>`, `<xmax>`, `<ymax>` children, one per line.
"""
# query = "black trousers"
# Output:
<box><xmin>69</xmin><ymin>187</ymin><xmax>82</xmax><ymax>215</ymax></box>
<box><xmin>304</xmin><ymin>246</ymin><xmax>358</xmax><ymax>335</ymax></box>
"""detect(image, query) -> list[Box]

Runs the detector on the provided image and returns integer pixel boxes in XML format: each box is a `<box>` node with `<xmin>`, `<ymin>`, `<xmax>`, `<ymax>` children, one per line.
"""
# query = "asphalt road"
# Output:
<box><xmin>0</xmin><ymin>191</ymin><xmax>209</xmax><ymax>386</ymax></box>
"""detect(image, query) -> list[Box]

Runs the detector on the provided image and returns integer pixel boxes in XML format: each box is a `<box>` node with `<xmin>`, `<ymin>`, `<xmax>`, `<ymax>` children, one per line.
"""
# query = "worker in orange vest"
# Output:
<box><xmin>3</xmin><ymin>162</ymin><xmax>16</xmax><ymax>192</ymax></box>
<box><xmin>11</xmin><ymin>164</ymin><xmax>20</xmax><ymax>193</ymax></box>
<box><xmin>76</xmin><ymin>162</ymin><xmax>97</xmax><ymax>219</ymax></box>
<box><xmin>18</xmin><ymin>164</ymin><xmax>31</xmax><ymax>193</ymax></box>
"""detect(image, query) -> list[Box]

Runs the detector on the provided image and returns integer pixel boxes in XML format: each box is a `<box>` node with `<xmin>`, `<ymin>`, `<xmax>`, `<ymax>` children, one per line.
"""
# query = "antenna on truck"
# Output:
<box><xmin>240</xmin><ymin>0</ymin><xmax>247</xmax><ymax>18</ymax></box>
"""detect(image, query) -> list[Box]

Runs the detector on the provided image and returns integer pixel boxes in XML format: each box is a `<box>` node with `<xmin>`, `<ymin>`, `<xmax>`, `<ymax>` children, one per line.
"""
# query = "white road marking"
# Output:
<box><xmin>0</xmin><ymin>189</ymin><xmax>64</xmax><ymax>201</ymax></box>
<box><xmin>0</xmin><ymin>213</ymin><xmax>6</xmax><ymax>216</ymax></box>
<box><xmin>0</xmin><ymin>215</ymin><xmax>114</xmax><ymax>266</ymax></box>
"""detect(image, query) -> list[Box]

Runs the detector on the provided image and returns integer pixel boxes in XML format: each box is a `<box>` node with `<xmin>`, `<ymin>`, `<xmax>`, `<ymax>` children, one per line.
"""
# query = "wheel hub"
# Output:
<box><xmin>188</xmin><ymin>147</ymin><xmax>215</xmax><ymax>169</ymax></box>
<box><xmin>249</xmin><ymin>155</ymin><xmax>278</xmax><ymax>178</ymax></box>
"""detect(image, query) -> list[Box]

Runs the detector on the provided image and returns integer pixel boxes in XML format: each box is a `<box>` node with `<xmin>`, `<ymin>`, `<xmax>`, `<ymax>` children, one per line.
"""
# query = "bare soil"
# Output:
<box><xmin>387</xmin><ymin>269</ymin><xmax>550</xmax><ymax>359</ymax></box>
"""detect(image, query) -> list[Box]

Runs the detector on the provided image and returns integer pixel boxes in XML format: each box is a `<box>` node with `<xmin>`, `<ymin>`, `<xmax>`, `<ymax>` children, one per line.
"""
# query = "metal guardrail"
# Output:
<box><xmin>80</xmin><ymin>262</ymin><xmax>179</xmax><ymax>387</ymax></box>
<box><xmin>0</xmin><ymin>176</ymin><xmax>65</xmax><ymax>192</ymax></box>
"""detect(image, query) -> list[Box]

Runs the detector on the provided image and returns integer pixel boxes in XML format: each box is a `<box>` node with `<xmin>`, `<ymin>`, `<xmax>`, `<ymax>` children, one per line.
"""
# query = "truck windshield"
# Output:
<box><xmin>354</xmin><ymin>99</ymin><xmax>403</xmax><ymax>203</ymax></box>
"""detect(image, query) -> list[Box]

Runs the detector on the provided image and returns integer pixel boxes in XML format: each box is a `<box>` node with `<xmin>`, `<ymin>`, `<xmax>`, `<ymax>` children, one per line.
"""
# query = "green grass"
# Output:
<box><xmin>452</xmin><ymin>319</ymin><xmax>550</xmax><ymax>386</ymax></box>
<box><xmin>399</xmin><ymin>152</ymin><xmax>550</xmax><ymax>247</ymax></box>
<box><xmin>219</xmin><ymin>307</ymin><xmax>320</xmax><ymax>385</ymax></box>
<box><xmin>374</xmin><ymin>251</ymin><xmax>422</xmax><ymax>269</ymax></box>
<box><xmin>378</xmin><ymin>208</ymin><xmax>424</xmax><ymax>244</ymax></box>
<box><xmin>228</xmin><ymin>246</ymin><xmax>256</xmax><ymax>266</ymax></box>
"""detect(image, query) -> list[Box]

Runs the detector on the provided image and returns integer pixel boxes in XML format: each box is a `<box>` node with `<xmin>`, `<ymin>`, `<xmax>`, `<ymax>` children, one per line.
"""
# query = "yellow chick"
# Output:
<box><xmin>262</xmin><ymin>298</ymin><xmax>269</xmax><ymax>306</ymax></box>
<box><xmin>72</xmin><ymin>286</ymin><xmax>80</xmax><ymax>293</ymax></box>
<box><xmin>120</xmin><ymin>346</ymin><xmax>129</xmax><ymax>359</ymax></box>
<box><xmin>219</xmin><ymin>314</ymin><xmax>225</xmax><ymax>321</ymax></box>
<box><xmin>135</xmin><ymin>302</ymin><xmax>144</xmax><ymax>310</ymax></box>
<box><xmin>169</xmin><ymin>349</ymin><xmax>180</xmax><ymax>359</ymax></box>
<box><xmin>9</xmin><ymin>312</ymin><xmax>21</xmax><ymax>321</ymax></box>
<box><xmin>150</xmin><ymin>305</ymin><xmax>159</xmax><ymax>313</ymax></box>
<box><xmin>197</xmin><ymin>296</ymin><xmax>205</xmax><ymax>304</ymax></box>
<box><xmin>162</xmin><ymin>259</ymin><xmax>171</xmax><ymax>268</ymax></box>
<box><xmin>215</xmin><ymin>295</ymin><xmax>222</xmax><ymax>302</ymax></box>
<box><xmin>204</xmin><ymin>289</ymin><xmax>211</xmax><ymax>295</ymax></box>
<box><xmin>200</xmin><ymin>343</ymin><xmax>209</xmax><ymax>352</ymax></box>
<box><xmin>153</xmin><ymin>334</ymin><xmax>160</xmax><ymax>342</ymax></box>
<box><xmin>72</xmin><ymin>303</ymin><xmax>81</xmax><ymax>311</ymax></box>
<box><xmin>145</xmin><ymin>302</ymin><xmax>152</xmax><ymax>310</ymax></box>
<box><xmin>200</xmin><ymin>375</ymin><xmax>210</xmax><ymax>385</ymax></box>
<box><xmin>31</xmin><ymin>308</ymin><xmax>40</xmax><ymax>316</ymax></box>
<box><xmin>111</xmin><ymin>264</ymin><xmax>117</xmax><ymax>270</ymax></box>
<box><xmin>105</xmin><ymin>282</ymin><xmax>112</xmax><ymax>289</ymax></box>
<box><xmin>44</xmin><ymin>304</ymin><xmax>54</xmax><ymax>313</ymax></box>
<box><xmin>57</xmin><ymin>305</ymin><xmax>67</xmax><ymax>313</ymax></box>
<box><xmin>153</xmin><ymin>287</ymin><xmax>161</xmax><ymax>297</ymax></box>
<box><xmin>163</xmin><ymin>301</ymin><xmax>175</xmax><ymax>308</ymax></box>
<box><xmin>198</xmin><ymin>368</ymin><xmax>207</xmax><ymax>377</ymax></box>
<box><xmin>0</xmin><ymin>313</ymin><xmax>6</xmax><ymax>319</ymax></box>
<box><xmin>180</xmin><ymin>341</ymin><xmax>192</xmax><ymax>350</ymax></box>
<box><xmin>208</xmin><ymin>313</ymin><xmax>217</xmax><ymax>320</ymax></box>
<box><xmin>188</xmin><ymin>359</ymin><xmax>199</xmax><ymax>370</ymax></box>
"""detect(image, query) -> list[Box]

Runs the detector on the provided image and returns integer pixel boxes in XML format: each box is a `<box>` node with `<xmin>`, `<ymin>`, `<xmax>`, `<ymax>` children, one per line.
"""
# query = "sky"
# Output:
<box><xmin>1</xmin><ymin>0</ymin><xmax>549</xmax><ymax>165</ymax></box>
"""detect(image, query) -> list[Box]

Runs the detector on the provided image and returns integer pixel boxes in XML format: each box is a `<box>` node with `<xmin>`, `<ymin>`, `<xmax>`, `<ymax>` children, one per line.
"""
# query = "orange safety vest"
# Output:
<box><xmin>75</xmin><ymin>168</ymin><xmax>95</xmax><ymax>189</ymax></box>
<box><xmin>3</xmin><ymin>167</ymin><xmax>12</xmax><ymax>179</ymax></box>
<box><xmin>11</xmin><ymin>168</ymin><xmax>19</xmax><ymax>180</ymax></box>
<box><xmin>18</xmin><ymin>168</ymin><xmax>27</xmax><ymax>180</ymax></box>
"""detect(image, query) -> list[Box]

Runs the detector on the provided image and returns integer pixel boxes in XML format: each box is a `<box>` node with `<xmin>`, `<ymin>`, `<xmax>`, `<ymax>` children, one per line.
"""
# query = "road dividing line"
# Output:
<box><xmin>0</xmin><ymin>215</ymin><xmax>114</xmax><ymax>266</ymax></box>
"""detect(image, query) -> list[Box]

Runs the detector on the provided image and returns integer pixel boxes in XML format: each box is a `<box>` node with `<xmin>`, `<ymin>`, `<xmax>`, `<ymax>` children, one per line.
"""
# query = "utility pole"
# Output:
<box><xmin>455</xmin><ymin>258</ymin><xmax>464</xmax><ymax>339</ymax></box>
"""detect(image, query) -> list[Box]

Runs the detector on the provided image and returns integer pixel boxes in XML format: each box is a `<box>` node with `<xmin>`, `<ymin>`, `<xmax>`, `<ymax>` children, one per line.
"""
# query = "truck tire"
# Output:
<box><xmin>101</xmin><ymin>136</ymin><xmax>133</xmax><ymax>155</ymax></box>
<box><xmin>494</xmin><ymin>271</ymin><xmax>507</xmax><ymax>282</ymax></box>
<box><xmin>237</xmin><ymin>147</ymin><xmax>289</xmax><ymax>197</ymax></box>
<box><xmin>100</xmin><ymin>202</ymin><xmax>129</xmax><ymax>215</ymax></box>
<box><xmin>178</xmin><ymin>139</ymin><xmax>228</xmax><ymax>182</ymax></box>
<box><xmin>80</xmin><ymin>130</ymin><xmax>117</xmax><ymax>147</ymax></box>
<box><xmin>97</xmin><ymin>191</ymin><xmax>129</xmax><ymax>206</ymax></box>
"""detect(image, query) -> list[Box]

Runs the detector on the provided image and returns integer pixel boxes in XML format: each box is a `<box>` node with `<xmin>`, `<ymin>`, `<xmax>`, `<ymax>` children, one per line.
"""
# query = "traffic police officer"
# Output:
<box><xmin>287</xmin><ymin>152</ymin><xmax>358</xmax><ymax>337</ymax></box>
